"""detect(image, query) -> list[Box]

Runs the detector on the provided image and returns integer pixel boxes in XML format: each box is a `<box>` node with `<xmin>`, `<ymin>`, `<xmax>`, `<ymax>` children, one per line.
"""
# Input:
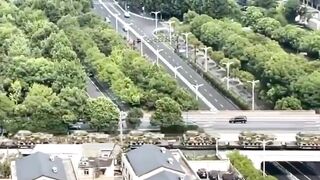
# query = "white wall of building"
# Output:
<box><xmin>188</xmin><ymin>160</ymin><xmax>230</xmax><ymax>172</ymax></box>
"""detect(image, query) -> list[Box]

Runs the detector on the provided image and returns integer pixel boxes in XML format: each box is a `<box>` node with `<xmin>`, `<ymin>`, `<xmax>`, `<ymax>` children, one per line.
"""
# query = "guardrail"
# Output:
<box><xmin>98</xmin><ymin>0</ymin><xmax>218</xmax><ymax>111</ymax></box>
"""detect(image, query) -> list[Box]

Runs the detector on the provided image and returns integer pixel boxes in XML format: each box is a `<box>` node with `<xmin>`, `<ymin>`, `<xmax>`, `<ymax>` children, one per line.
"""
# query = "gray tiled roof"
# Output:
<box><xmin>126</xmin><ymin>144</ymin><xmax>184</xmax><ymax>176</ymax></box>
<box><xmin>145</xmin><ymin>171</ymin><xmax>181</xmax><ymax>180</ymax></box>
<box><xmin>16</xmin><ymin>152</ymin><xmax>67</xmax><ymax>180</ymax></box>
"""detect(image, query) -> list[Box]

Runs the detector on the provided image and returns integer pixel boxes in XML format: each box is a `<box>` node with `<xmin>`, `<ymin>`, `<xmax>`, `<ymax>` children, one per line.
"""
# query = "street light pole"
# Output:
<box><xmin>165</xmin><ymin>21</ymin><xmax>175</xmax><ymax>45</ymax></box>
<box><xmin>247</xmin><ymin>80</ymin><xmax>259</xmax><ymax>110</ymax></box>
<box><xmin>126</xmin><ymin>23</ymin><xmax>133</xmax><ymax>40</ymax></box>
<box><xmin>173</xmin><ymin>66</ymin><xmax>182</xmax><ymax>78</ymax></box>
<box><xmin>151</xmin><ymin>11</ymin><xmax>161</xmax><ymax>33</ymax></box>
<box><xmin>193</xmin><ymin>84</ymin><xmax>203</xmax><ymax>100</ymax></box>
<box><xmin>155</xmin><ymin>49</ymin><xmax>163</xmax><ymax>66</ymax></box>
<box><xmin>262</xmin><ymin>139</ymin><xmax>266</xmax><ymax>176</ymax></box>
<box><xmin>201</xmin><ymin>46</ymin><xmax>211</xmax><ymax>72</ymax></box>
<box><xmin>215</xmin><ymin>138</ymin><xmax>220</xmax><ymax>156</ymax></box>
<box><xmin>115</xmin><ymin>14</ymin><xmax>120</xmax><ymax>32</ymax></box>
<box><xmin>222</xmin><ymin>61</ymin><xmax>234</xmax><ymax>90</ymax></box>
<box><xmin>140</xmin><ymin>35</ymin><xmax>146</xmax><ymax>56</ymax></box>
<box><xmin>119</xmin><ymin>111</ymin><xmax>127</xmax><ymax>148</ymax></box>
<box><xmin>182</xmin><ymin>32</ymin><xmax>191</xmax><ymax>58</ymax></box>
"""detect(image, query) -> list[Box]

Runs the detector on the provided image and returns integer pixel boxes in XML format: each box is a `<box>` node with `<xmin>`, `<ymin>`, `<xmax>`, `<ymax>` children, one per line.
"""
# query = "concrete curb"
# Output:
<box><xmin>112</xmin><ymin>0</ymin><xmax>155</xmax><ymax>21</ymax></box>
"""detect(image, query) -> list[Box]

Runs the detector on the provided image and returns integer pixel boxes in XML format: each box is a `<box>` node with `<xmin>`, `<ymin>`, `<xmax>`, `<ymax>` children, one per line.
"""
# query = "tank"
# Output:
<box><xmin>68</xmin><ymin>130</ymin><xmax>90</xmax><ymax>144</ymax></box>
<box><xmin>182</xmin><ymin>130</ymin><xmax>218</xmax><ymax>146</ymax></box>
<box><xmin>88</xmin><ymin>133</ymin><xmax>110</xmax><ymax>143</ymax></box>
<box><xmin>238</xmin><ymin>131</ymin><xmax>276</xmax><ymax>147</ymax></box>
<box><xmin>296</xmin><ymin>132</ymin><xmax>320</xmax><ymax>149</ymax></box>
<box><xmin>125</xmin><ymin>131</ymin><xmax>164</xmax><ymax>146</ymax></box>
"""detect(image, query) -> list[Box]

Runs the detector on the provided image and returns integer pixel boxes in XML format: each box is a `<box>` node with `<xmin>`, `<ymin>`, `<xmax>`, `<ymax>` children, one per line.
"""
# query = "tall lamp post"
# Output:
<box><xmin>140</xmin><ymin>35</ymin><xmax>146</xmax><ymax>56</ymax></box>
<box><xmin>193</xmin><ymin>84</ymin><xmax>203</xmax><ymax>100</ymax></box>
<box><xmin>155</xmin><ymin>49</ymin><xmax>163</xmax><ymax>66</ymax></box>
<box><xmin>125</xmin><ymin>23</ymin><xmax>133</xmax><ymax>40</ymax></box>
<box><xmin>215</xmin><ymin>137</ymin><xmax>220</xmax><ymax>156</ymax></box>
<box><xmin>247</xmin><ymin>80</ymin><xmax>259</xmax><ymax>110</ymax></box>
<box><xmin>119</xmin><ymin>111</ymin><xmax>128</xmax><ymax>148</ymax></box>
<box><xmin>151</xmin><ymin>11</ymin><xmax>161</xmax><ymax>33</ymax></box>
<box><xmin>115</xmin><ymin>14</ymin><xmax>120</xmax><ymax>32</ymax></box>
<box><xmin>173</xmin><ymin>66</ymin><xmax>182</xmax><ymax>78</ymax></box>
<box><xmin>262</xmin><ymin>139</ymin><xmax>266</xmax><ymax>177</ymax></box>
<box><xmin>201</xmin><ymin>46</ymin><xmax>211</xmax><ymax>72</ymax></box>
<box><xmin>222</xmin><ymin>61</ymin><xmax>234</xmax><ymax>90</ymax></box>
<box><xmin>165</xmin><ymin>21</ymin><xmax>175</xmax><ymax>45</ymax></box>
<box><xmin>182</xmin><ymin>32</ymin><xmax>191</xmax><ymax>58</ymax></box>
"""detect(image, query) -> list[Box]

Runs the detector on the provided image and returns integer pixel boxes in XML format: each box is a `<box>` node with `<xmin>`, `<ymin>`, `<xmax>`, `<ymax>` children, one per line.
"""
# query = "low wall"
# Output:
<box><xmin>188</xmin><ymin>160</ymin><xmax>230</xmax><ymax>172</ymax></box>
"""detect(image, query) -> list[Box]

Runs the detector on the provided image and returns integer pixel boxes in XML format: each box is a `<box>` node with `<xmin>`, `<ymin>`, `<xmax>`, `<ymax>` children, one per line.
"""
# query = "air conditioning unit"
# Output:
<box><xmin>49</xmin><ymin>155</ymin><xmax>55</xmax><ymax>161</ymax></box>
<box><xmin>160</xmin><ymin>147</ymin><xmax>166</xmax><ymax>153</ymax></box>
<box><xmin>52</xmin><ymin>167</ymin><xmax>58</xmax><ymax>173</ymax></box>
<box><xmin>167</xmin><ymin>158</ymin><xmax>173</xmax><ymax>164</ymax></box>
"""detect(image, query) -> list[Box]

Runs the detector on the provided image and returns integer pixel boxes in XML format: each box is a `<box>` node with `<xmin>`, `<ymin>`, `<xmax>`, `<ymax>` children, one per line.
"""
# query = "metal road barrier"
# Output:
<box><xmin>98</xmin><ymin>0</ymin><xmax>218</xmax><ymax>111</ymax></box>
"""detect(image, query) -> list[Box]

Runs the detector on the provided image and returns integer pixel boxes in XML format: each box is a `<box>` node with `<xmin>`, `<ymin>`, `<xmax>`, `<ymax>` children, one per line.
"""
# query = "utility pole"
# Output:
<box><xmin>155</xmin><ymin>49</ymin><xmax>163</xmax><ymax>66</ymax></box>
<box><xmin>173</xmin><ymin>66</ymin><xmax>182</xmax><ymax>78</ymax></box>
<box><xmin>215</xmin><ymin>137</ymin><xmax>220</xmax><ymax>156</ymax></box>
<box><xmin>222</xmin><ymin>61</ymin><xmax>234</xmax><ymax>90</ymax></box>
<box><xmin>165</xmin><ymin>21</ymin><xmax>175</xmax><ymax>45</ymax></box>
<box><xmin>247</xmin><ymin>80</ymin><xmax>259</xmax><ymax>110</ymax></box>
<box><xmin>182</xmin><ymin>32</ymin><xmax>191</xmax><ymax>58</ymax></box>
<box><xmin>262</xmin><ymin>139</ymin><xmax>266</xmax><ymax>177</ymax></box>
<box><xmin>119</xmin><ymin>111</ymin><xmax>127</xmax><ymax>148</ymax></box>
<box><xmin>115</xmin><ymin>14</ymin><xmax>120</xmax><ymax>32</ymax></box>
<box><xmin>140</xmin><ymin>35</ymin><xmax>146</xmax><ymax>56</ymax></box>
<box><xmin>193</xmin><ymin>84</ymin><xmax>203</xmax><ymax>100</ymax></box>
<box><xmin>151</xmin><ymin>11</ymin><xmax>161</xmax><ymax>34</ymax></box>
<box><xmin>201</xmin><ymin>46</ymin><xmax>211</xmax><ymax>72</ymax></box>
<box><xmin>126</xmin><ymin>23</ymin><xmax>133</xmax><ymax>40</ymax></box>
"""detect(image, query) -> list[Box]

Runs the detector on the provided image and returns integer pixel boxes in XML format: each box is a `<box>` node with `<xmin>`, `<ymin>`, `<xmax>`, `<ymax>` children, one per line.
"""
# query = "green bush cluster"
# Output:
<box><xmin>181</xmin><ymin>11</ymin><xmax>320</xmax><ymax>109</ymax></box>
<box><xmin>242</xmin><ymin>6</ymin><xmax>320</xmax><ymax>59</ymax></box>
<box><xmin>228</xmin><ymin>151</ymin><xmax>277</xmax><ymax>180</ymax></box>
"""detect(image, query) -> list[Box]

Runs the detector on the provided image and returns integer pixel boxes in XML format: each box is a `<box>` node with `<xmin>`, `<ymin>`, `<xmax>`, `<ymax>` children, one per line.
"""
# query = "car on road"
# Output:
<box><xmin>105</xmin><ymin>17</ymin><xmax>111</xmax><ymax>23</ymax></box>
<box><xmin>229</xmin><ymin>116</ymin><xmax>247</xmax><ymax>124</ymax></box>
<box><xmin>136</xmin><ymin>38</ymin><xmax>141</xmax><ymax>43</ymax></box>
<box><xmin>124</xmin><ymin>11</ymin><xmax>130</xmax><ymax>18</ymax></box>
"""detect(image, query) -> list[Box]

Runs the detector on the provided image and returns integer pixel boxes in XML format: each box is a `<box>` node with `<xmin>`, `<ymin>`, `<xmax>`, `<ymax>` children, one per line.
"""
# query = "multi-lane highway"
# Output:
<box><xmin>92</xmin><ymin>0</ymin><xmax>238</xmax><ymax>110</ymax></box>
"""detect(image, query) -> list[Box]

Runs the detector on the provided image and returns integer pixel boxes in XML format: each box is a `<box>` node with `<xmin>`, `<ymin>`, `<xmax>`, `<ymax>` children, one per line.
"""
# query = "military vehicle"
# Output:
<box><xmin>238</xmin><ymin>131</ymin><xmax>276</xmax><ymax>147</ymax></box>
<box><xmin>12</xmin><ymin>131</ymin><xmax>53</xmax><ymax>147</ymax></box>
<box><xmin>88</xmin><ymin>133</ymin><xmax>110</xmax><ymax>143</ymax></box>
<box><xmin>68</xmin><ymin>130</ymin><xmax>90</xmax><ymax>144</ymax></box>
<box><xmin>182</xmin><ymin>130</ymin><xmax>218</xmax><ymax>146</ymax></box>
<box><xmin>125</xmin><ymin>130</ymin><xmax>164</xmax><ymax>146</ymax></box>
<box><xmin>296</xmin><ymin>132</ymin><xmax>320</xmax><ymax>149</ymax></box>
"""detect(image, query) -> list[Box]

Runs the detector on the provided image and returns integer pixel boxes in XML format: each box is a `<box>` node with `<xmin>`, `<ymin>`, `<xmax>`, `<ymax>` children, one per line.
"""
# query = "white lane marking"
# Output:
<box><xmin>184</xmin><ymin>70</ymin><xmax>188</xmax><ymax>74</ymax></box>
<box><xmin>220</xmin><ymin>104</ymin><xmax>224</xmax><ymax>108</ymax></box>
<box><xmin>287</xmin><ymin>162</ymin><xmax>311</xmax><ymax>180</ymax></box>
<box><xmin>204</xmin><ymin>89</ymin><xmax>207</xmax><ymax>92</ymax></box>
<box><xmin>168</xmin><ymin>55</ymin><xmax>171</xmax><ymax>58</ymax></box>
<box><xmin>214</xmin><ymin>99</ymin><xmax>218</xmax><ymax>102</ymax></box>
<box><xmin>209</xmin><ymin>94</ymin><xmax>213</xmax><ymax>97</ymax></box>
<box><xmin>189</xmin><ymin>75</ymin><xmax>193</xmax><ymax>78</ymax></box>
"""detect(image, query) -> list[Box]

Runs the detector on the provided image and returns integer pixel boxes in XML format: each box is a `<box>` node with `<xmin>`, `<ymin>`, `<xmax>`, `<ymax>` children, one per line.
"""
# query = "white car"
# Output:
<box><xmin>124</xmin><ymin>11</ymin><xmax>130</xmax><ymax>18</ymax></box>
<box><xmin>105</xmin><ymin>17</ymin><xmax>111</xmax><ymax>23</ymax></box>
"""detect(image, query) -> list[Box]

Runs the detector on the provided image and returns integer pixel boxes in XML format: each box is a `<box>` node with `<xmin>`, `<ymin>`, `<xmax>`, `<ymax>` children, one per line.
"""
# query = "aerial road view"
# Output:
<box><xmin>0</xmin><ymin>0</ymin><xmax>320</xmax><ymax>179</ymax></box>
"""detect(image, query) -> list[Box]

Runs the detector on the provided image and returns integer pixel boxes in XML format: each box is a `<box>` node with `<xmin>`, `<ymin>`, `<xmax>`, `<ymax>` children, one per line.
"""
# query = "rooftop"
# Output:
<box><xmin>145</xmin><ymin>171</ymin><xmax>192</xmax><ymax>180</ymax></box>
<box><xmin>126</xmin><ymin>144</ymin><xmax>184</xmax><ymax>176</ymax></box>
<box><xmin>15</xmin><ymin>152</ymin><xmax>67</xmax><ymax>180</ymax></box>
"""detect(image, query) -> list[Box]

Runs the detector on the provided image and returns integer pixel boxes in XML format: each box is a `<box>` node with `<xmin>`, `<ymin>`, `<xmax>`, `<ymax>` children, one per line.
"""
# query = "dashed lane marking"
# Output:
<box><xmin>214</xmin><ymin>98</ymin><xmax>218</xmax><ymax>102</ymax></box>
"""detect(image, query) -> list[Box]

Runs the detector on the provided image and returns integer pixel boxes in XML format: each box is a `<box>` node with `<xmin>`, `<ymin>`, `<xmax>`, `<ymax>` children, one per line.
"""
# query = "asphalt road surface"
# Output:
<box><xmin>86</xmin><ymin>78</ymin><xmax>104</xmax><ymax>98</ymax></box>
<box><xmin>93</xmin><ymin>0</ymin><xmax>239</xmax><ymax>111</ymax></box>
<box><xmin>265</xmin><ymin>162</ymin><xmax>291</xmax><ymax>180</ymax></box>
<box><xmin>279</xmin><ymin>162</ymin><xmax>320</xmax><ymax>180</ymax></box>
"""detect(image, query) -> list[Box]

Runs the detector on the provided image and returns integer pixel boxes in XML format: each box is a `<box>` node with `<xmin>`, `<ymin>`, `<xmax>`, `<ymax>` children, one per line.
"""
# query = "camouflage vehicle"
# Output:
<box><xmin>125</xmin><ymin>130</ymin><xmax>164</xmax><ymax>146</ymax></box>
<box><xmin>182</xmin><ymin>130</ymin><xmax>218</xmax><ymax>146</ymax></box>
<box><xmin>13</xmin><ymin>130</ymin><xmax>33</xmax><ymax>147</ymax></box>
<box><xmin>13</xmin><ymin>131</ymin><xmax>53</xmax><ymax>146</ymax></box>
<box><xmin>296</xmin><ymin>132</ymin><xmax>320</xmax><ymax>149</ymax></box>
<box><xmin>238</xmin><ymin>131</ymin><xmax>276</xmax><ymax>147</ymax></box>
<box><xmin>68</xmin><ymin>130</ymin><xmax>90</xmax><ymax>144</ymax></box>
<box><xmin>0</xmin><ymin>137</ymin><xmax>17</xmax><ymax>148</ymax></box>
<box><xmin>88</xmin><ymin>133</ymin><xmax>110</xmax><ymax>143</ymax></box>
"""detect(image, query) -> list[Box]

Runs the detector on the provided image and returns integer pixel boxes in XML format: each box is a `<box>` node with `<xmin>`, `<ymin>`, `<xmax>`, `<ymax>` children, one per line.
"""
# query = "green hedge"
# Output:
<box><xmin>178</xmin><ymin>54</ymin><xmax>250</xmax><ymax>110</ymax></box>
<box><xmin>160</xmin><ymin>124</ymin><xmax>199</xmax><ymax>134</ymax></box>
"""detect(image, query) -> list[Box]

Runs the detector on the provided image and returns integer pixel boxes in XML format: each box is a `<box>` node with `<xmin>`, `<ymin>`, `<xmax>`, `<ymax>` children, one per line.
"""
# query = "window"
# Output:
<box><xmin>84</xmin><ymin>169</ymin><xmax>89</xmax><ymax>175</ymax></box>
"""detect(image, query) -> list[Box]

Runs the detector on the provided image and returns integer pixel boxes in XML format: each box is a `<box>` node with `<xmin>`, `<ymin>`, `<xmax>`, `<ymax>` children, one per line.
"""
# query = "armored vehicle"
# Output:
<box><xmin>68</xmin><ymin>130</ymin><xmax>90</xmax><ymax>144</ymax></box>
<box><xmin>125</xmin><ymin>131</ymin><xmax>164</xmax><ymax>146</ymax></box>
<box><xmin>182</xmin><ymin>130</ymin><xmax>218</xmax><ymax>146</ymax></box>
<box><xmin>238</xmin><ymin>131</ymin><xmax>276</xmax><ymax>147</ymax></box>
<box><xmin>296</xmin><ymin>132</ymin><xmax>320</xmax><ymax>149</ymax></box>
<box><xmin>88</xmin><ymin>133</ymin><xmax>110</xmax><ymax>143</ymax></box>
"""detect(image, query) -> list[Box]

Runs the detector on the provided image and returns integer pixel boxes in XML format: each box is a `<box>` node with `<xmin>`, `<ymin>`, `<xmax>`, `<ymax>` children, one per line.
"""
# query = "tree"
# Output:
<box><xmin>275</xmin><ymin>96</ymin><xmax>302</xmax><ymax>110</ymax></box>
<box><xmin>284</xmin><ymin>0</ymin><xmax>300</xmax><ymax>22</ymax></box>
<box><xmin>126</xmin><ymin>108</ymin><xmax>143</xmax><ymax>129</ymax></box>
<box><xmin>251</xmin><ymin>0</ymin><xmax>277</xmax><ymax>9</ymax></box>
<box><xmin>150</xmin><ymin>97</ymin><xmax>183</xmax><ymax>127</ymax></box>
<box><xmin>0</xmin><ymin>93</ymin><xmax>14</xmax><ymax>121</ymax></box>
<box><xmin>241</xmin><ymin>6</ymin><xmax>264</xmax><ymax>27</ymax></box>
<box><xmin>0</xmin><ymin>160</ymin><xmax>11</xmax><ymax>178</ymax></box>
<box><xmin>85</xmin><ymin>97</ymin><xmax>119</xmax><ymax>132</ymax></box>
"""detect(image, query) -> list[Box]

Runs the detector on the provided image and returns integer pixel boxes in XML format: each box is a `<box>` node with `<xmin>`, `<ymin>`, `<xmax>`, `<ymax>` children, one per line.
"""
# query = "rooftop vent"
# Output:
<box><xmin>179</xmin><ymin>176</ymin><xmax>184</xmax><ymax>180</ymax></box>
<box><xmin>52</xmin><ymin>167</ymin><xmax>58</xmax><ymax>173</ymax></box>
<box><xmin>160</xmin><ymin>147</ymin><xmax>166</xmax><ymax>153</ymax></box>
<box><xmin>167</xmin><ymin>158</ymin><xmax>173</xmax><ymax>164</ymax></box>
<box><xmin>49</xmin><ymin>155</ymin><xmax>55</xmax><ymax>161</ymax></box>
